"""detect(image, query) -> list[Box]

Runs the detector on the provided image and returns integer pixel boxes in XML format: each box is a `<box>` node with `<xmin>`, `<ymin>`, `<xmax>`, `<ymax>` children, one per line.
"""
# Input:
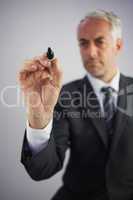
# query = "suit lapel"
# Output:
<box><xmin>109</xmin><ymin>73</ymin><xmax>128</xmax><ymax>158</ymax></box>
<box><xmin>79</xmin><ymin>75</ymin><xmax>108</xmax><ymax>149</ymax></box>
<box><xmin>78</xmin><ymin>74</ymin><xmax>128</xmax><ymax>152</ymax></box>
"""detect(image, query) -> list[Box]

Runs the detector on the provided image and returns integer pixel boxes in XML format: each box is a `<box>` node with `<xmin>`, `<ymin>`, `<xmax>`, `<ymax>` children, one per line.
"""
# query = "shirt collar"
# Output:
<box><xmin>86</xmin><ymin>68</ymin><xmax>120</xmax><ymax>95</ymax></box>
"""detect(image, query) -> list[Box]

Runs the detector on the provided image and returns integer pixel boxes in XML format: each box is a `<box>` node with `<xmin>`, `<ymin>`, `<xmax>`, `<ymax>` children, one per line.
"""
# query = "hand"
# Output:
<box><xmin>17</xmin><ymin>53</ymin><xmax>63</xmax><ymax>129</ymax></box>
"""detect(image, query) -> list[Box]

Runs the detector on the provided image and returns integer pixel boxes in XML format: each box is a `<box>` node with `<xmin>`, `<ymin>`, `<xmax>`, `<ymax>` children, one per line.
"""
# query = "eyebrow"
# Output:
<box><xmin>78</xmin><ymin>36</ymin><xmax>105</xmax><ymax>42</ymax></box>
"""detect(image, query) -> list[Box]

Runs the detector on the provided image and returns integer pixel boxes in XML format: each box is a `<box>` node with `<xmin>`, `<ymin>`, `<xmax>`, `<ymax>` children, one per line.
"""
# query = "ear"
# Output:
<box><xmin>115</xmin><ymin>38</ymin><xmax>123</xmax><ymax>54</ymax></box>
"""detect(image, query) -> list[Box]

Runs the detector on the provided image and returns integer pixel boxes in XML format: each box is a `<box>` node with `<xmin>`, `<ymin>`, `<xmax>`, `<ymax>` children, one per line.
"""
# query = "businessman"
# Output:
<box><xmin>18</xmin><ymin>10</ymin><xmax>133</xmax><ymax>200</ymax></box>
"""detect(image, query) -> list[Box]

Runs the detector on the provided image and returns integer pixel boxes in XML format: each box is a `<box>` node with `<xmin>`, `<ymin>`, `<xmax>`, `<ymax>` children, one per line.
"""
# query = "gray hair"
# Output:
<box><xmin>79</xmin><ymin>10</ymin><xmax>122</xmax><ymax>41</ymax></box>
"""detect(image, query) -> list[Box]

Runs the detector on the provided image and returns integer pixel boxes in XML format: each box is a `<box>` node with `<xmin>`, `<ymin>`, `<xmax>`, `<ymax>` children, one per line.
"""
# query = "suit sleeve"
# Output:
<box><xmin>20</xmin><ymin>93</ymin><xmax>71</xmax><ymax>181</ymax></box>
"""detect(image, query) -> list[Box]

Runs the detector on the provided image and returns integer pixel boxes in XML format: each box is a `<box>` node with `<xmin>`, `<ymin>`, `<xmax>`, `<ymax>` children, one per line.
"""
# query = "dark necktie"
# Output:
<box><xmin>101</xmin><ymin>86</ymin><xmax>116</xmax><ymax>147</ymax></box>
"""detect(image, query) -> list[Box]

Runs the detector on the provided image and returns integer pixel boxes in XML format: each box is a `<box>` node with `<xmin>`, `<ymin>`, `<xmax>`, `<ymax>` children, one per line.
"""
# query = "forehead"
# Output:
<box><xmin>77</xmin><ymin>18</ymin><xmax>112</xmax><ymax>40</ymax></box>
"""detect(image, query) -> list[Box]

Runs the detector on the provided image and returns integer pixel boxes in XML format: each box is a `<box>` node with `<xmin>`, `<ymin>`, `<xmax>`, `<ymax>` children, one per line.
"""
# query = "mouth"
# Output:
<box><xmin>87</xmin><ymin>62</ymin><xmax>100</xmax><ymax>67</ymax></box>
<box><xmin>85</xmin><ymin>58</ymin><xmax>99</xmax><ymax>64</ymax></box>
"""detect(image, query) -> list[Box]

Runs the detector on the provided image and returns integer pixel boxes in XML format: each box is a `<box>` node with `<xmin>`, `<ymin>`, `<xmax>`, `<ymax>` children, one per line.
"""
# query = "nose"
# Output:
<box><xmin>87</xmin><ymin>43</ymin><xmax>97</xmax><ymax>59</ymax></box>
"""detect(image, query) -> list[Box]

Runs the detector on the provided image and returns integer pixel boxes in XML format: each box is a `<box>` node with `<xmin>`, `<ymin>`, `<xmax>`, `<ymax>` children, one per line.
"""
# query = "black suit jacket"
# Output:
<box><xmin>21</xmin><ymin>73</ymin><xmax>133</xmax><ymax>200</ymax></box>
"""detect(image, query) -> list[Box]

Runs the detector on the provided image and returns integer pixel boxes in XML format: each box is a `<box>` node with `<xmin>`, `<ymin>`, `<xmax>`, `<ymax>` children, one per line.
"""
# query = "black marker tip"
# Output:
<box><xmin>47</xmin><ymin>47</ymin><xmax>54</xmax><ymax>60</ymax></box>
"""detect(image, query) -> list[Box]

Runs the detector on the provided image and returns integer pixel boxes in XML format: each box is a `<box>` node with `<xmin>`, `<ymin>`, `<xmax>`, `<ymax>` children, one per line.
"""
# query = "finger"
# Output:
<box><xmin>21</xmin><ymin>52</ymin><xmax>49</xmax><ymax>72</ymax></box>
<box><xmin>34</xmin><ymin>70</ymin><xmax>51</xmax><ymax>81</ymax></box>
<box><xmin>18</xmin><ymin>64</ymin><xmax>51</xmax><ymax>84</ymax></box>
<box><xmin>23</xmin><ymin>58</ymin><xmax>43</xmax><ymax>72</ymax></box>
<box><xmin>36</xmin><ymin>54</ymin><xmax>51</xmax><ymax>68</ymax></box>
<box><xmin>23</xmin><ymin>59</ymin><xmax>37</xmax><ymax>71</ymax></box>
<box><xmin>19</xmin><ymin>73</ymin><xmax>36</xmax><ymax>90</ymax></box>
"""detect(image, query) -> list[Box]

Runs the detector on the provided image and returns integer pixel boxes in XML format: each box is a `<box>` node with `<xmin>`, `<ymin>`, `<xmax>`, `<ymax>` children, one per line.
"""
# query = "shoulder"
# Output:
<box><xmin>61</xmin><ymin>77</ymin><xmax>84</xmax><ymax>92</ymax></box>
<box><xmin>56</xmin><ymin>77</ymin><xmax>84</xmax><ymax>110</ymax></box>
<box><xmin>121</xmin><ymin>73</ymin><xmax>133</xmax><ymax>85</ymax></box>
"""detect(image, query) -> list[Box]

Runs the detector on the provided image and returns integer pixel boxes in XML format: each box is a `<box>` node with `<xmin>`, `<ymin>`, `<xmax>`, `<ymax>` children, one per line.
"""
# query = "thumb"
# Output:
<box><xmin>50</xmin><ymin>57</ymin><xmax>63</xmax><ymax>88</ymax></box>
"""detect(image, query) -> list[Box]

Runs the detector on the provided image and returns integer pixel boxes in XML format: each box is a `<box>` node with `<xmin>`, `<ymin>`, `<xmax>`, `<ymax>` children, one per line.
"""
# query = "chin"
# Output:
<box><xmin>87</xmin><ymin>67</ymin><xmax>105</xmax><ymax>79</ymax></box>
<box><xmin>85</xmin><ymin>63</ymin><xmax>103</xmax><ymax>74</ymax></box>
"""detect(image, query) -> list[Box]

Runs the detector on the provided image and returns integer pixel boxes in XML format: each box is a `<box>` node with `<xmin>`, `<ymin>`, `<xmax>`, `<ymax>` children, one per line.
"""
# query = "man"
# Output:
<box><xmin>18</xmin><ymin>10</ymin><xmax>133</xmax><ymax>200</ymax></box>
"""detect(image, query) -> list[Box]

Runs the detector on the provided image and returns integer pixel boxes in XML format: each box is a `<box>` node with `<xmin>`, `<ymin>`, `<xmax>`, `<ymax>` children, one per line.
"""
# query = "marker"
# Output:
<box><xmin>47</xmin><ymin>47</ymin><xmax>54</xmax><ymax>60</ymax></box>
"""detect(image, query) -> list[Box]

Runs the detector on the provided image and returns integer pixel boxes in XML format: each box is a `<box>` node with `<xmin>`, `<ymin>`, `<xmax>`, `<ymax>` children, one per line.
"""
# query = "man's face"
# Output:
<box><xmin>77</xmin><ymin>18</ymin><xmax>122</xmax><ymax>79</ymax></box>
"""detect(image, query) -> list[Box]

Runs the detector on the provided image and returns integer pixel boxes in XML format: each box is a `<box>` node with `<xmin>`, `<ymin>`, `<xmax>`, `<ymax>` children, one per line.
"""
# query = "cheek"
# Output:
<box><xmin>79</xmin><ymin>48</ymin><xmax>84</xmax><ymax>58</ymax></box>
<box><xmin>100</xmin><ymin>48</ymin><xmax>115</xmax><ymax>62</ymax></box>
<box><xmin>108</xmin><ymin>50</ymin><xmax>116</xmax><ymax>63</ymax></box>
<box><xmin>80</xmin><ymin>50</ymin><xmax>89</xmax><ymax>62</ymax></box>
<box><xmin>80</xmin><ymin>47</ymin><xmax>87</xmax><ymax>55</ymax></box>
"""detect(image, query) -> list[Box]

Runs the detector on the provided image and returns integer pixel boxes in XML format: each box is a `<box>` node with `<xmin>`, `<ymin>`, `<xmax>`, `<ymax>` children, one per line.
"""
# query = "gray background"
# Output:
<box><xmin>0</xmin><ymin>0</ymin><xmax>133</xmax><ymax>199</ymax></box>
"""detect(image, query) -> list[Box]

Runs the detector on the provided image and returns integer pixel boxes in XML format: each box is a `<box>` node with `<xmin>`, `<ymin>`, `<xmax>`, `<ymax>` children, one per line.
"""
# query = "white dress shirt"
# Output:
<box><xmin>86</xmin><ymin>69</ymin><xmax>120</xmax><ymax>115</ymax></box>
<box><xmin>26</xmin><ymin>69</ymin><xmax>120</xmax><ymax>155</ymax></box>
<box><xmin>26</xmin><ymin>118</ymin><xmax>53</xmax><ymax>155</ymax></box>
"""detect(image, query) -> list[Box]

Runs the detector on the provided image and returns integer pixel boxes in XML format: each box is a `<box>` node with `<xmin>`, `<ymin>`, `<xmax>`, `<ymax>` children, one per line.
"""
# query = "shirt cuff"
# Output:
<box><xmin>26</xmin><ymin>118</ymin><xmax>53</xmax><ymax>155</ymax></box>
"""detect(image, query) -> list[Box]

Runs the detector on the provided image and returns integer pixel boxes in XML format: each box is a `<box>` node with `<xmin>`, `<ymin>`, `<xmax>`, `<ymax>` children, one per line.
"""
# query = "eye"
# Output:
<box><xmin>79</xmin><ymin>41</ymin><xmax>88</xmax><ymax>48</ymax></box>
<box><xmin>95</xmin><ymin>39</ymin><xmax>105</xmax><ymax>46</ymax></box>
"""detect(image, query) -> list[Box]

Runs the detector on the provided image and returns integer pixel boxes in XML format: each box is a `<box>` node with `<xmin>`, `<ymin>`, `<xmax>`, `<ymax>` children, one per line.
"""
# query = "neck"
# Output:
<box><xmin>98</xmin><ymin>68</ymin><xmax>118</xmax><ymax>83</ymax></box>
